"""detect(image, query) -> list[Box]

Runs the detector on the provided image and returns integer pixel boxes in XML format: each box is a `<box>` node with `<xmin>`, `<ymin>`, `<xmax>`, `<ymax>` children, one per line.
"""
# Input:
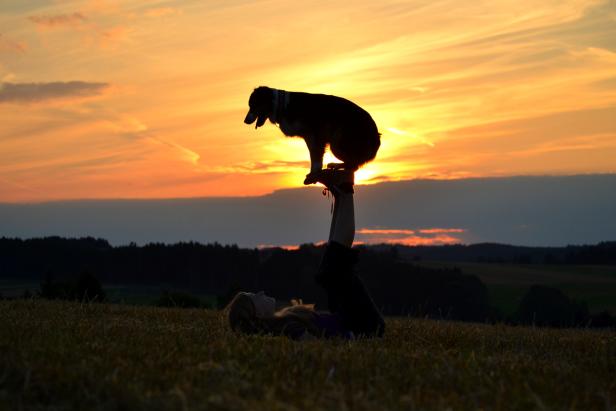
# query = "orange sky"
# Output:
<box><xmin>1</xmin><ymin>0</ymin><xmax>615</xmax><ymax>202</ymax></box>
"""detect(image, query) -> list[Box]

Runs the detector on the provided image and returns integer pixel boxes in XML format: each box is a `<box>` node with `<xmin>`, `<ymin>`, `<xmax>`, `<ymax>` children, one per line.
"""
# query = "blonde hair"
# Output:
<box><xmin>226</xmin><ymin>293</ymin><xmax>321</xmax><ymax>338</ymax></box>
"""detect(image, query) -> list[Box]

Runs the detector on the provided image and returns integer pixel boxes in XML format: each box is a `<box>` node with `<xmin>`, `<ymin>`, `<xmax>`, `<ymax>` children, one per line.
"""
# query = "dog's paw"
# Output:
<box><xmin>303</xmin><ymin>172</ymin><xmax>320</xmax><ymax>185</ymax></box>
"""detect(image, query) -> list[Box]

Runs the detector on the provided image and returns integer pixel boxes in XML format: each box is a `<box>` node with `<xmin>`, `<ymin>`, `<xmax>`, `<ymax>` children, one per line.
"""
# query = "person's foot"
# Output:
<box><xmin>315</xmin><ymin>168</ymin><xmax>354</xmax><ymax>193</ymax></box>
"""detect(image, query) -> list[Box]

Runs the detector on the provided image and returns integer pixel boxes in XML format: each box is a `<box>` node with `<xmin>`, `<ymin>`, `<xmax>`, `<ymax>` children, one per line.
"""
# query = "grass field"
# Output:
<box><xmin>416</xmin><ymin>262</ymin><xmax>616</xmax><ymax>315</ymax></box>
<box><xmin>1</xmin><ymin>300</ymin><xmax>614</xmax><ymax>410</ymax></box>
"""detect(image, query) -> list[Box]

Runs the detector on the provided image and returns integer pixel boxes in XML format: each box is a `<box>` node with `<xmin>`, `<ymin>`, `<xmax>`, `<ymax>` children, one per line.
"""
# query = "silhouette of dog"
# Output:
<box><xmin>244</xmin><ymin>86</ymin><xmax>380</xmax><ymax>184</ymax></box>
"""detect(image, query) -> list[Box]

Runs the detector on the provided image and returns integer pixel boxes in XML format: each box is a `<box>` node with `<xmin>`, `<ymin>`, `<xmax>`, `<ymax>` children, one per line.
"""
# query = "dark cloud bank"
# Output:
<box><xmin>1</xmin><ymin>174</ymin><xmax>615</xmax><ymax>247</ymax></box>
<box><xmin>0</xmin><ymin>81</ymin><xmax>108</xmax><ymax>103</ymax></box>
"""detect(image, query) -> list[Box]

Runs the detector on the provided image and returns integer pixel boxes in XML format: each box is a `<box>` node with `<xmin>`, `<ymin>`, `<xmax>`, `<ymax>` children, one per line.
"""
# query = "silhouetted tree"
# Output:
<box><xmin>155</xmin><ymin>290</ymin><xmax>204</xmax><ymax>308</ymax></box>
<box><xmin>73</xmin><ymin>271</ymin><xmax>105</xmax><ymax>302</ymax></box>
<box><xmin>39</xmin><ymin>271</ymin><xmax>72</xmax><ymax>300</ymax></box>
<box><xmin>588</xmin><ymin>310</ymin><xmax>616</xmax><ymax>328</ymax></box>
<box><xmin>39</xmin><ymin>270</ymin><xmax>105</xmax><ymax>302</ymax></box>
<box><xmin>514</xmin><ymin>285</ymin><xmax>588</xmax><ymax>327</ymax></box>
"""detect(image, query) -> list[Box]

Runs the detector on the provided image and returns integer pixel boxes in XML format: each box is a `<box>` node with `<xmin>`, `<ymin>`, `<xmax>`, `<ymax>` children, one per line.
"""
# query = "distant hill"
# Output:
<box><xmin>2</xmin><ymin>236</ymin><xmax>615</xmax><ymax>283</ymax></box>
<box><xmin>1</xmin><ymin>174</ymin><xmax>615</xmax><ymax>247</ymax></box>
<box><xmin>378</xmin><ymin>241</ymin><xmax>616</xmax><ymax>264</ymax></box>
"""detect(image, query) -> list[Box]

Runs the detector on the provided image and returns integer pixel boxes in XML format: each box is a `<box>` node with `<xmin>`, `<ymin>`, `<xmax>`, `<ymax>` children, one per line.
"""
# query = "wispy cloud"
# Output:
<box><xmin>145</xmin><ymin>135</ymin><xmax>201</xmax><ymax>166</ymax></box>
<box><xmin>356</xmin><ymin>227</ymin><xmax>466</xmax><ymax>246</ymax></box>
<box><xmin>144</xmin><ymin>7</ymin><xmax>181</xmax><ymax>18</ymax></box>
<box><xmin>357</xmin><ymin>228</ymin><xmax>416</xmax><ymax>235</ymax></box>
<box><xmin>0</xmin><ymin>34</ymin><xmax>27</xmax><ymax>53</ymax></box>
<box><xmin>221</xmin><ymin>160</ymin><xmax>310</xmax><ymax>174</ymax></box>
<box><xmin>0</xmin><ymin>81</ymin><xmax>109</xmax><ymax>104</ymax></box>
<box><xmin>28</xmin><ymin>12</ymin><xmax>87</xmax><ymax>28</ymax></box>
<box><xmin>26</xmin><ymin>8</ymin><xmax>129</xmax><ymax>49</ymax></box>
<box><xmin>419</xmin><ymin>228</ymin><xmax>465</xmax><ymax>234</ymax></box>
<box><xmin>256</xmin><ymin>244</ymin><xmax>300</xmax><ymax>251</ymax></box>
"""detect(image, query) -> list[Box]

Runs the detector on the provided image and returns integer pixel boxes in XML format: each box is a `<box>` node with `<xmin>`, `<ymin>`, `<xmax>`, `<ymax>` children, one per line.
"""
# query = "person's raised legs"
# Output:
<box><xmin>315</xmin><ymin>169</ymin><xmax>385</xmax><ymax>337</ymax></box>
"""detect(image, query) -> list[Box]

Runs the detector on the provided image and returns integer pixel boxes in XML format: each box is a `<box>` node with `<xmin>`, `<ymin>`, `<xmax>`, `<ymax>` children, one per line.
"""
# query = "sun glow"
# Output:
<box><xmin>354</xmin><ymin>167</ymin><xmax>377</xmax><ymax>185</ymax></box>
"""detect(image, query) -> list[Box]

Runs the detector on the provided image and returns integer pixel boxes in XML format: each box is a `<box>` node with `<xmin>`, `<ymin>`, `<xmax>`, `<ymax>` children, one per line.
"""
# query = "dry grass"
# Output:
<box><xmin>1</xmin><ymin>300</ymin><xmax>615</xmax><ymax>410</ymax></box>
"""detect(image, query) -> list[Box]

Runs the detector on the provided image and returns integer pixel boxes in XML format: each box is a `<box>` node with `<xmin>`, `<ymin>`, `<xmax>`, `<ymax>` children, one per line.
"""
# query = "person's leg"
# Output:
<box><xmin>328</xmin><ymin>181</ymin><xmax>355</xmax><ymax>247</ymax></box>
<box><xmin>316</xmin><ymin>170</ymin><xmax>385</xmax><ymax>337</ymax></box>
<box><xmin>327</xmin><ymin>188</ymin><xmax>340</xmax><ymax>242</ymax></box>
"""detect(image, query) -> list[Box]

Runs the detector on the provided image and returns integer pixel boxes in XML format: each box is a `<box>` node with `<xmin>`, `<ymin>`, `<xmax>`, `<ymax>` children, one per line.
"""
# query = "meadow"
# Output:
<box><xmin>1</xmin><ymin>300</ymin><xmax>614</xmax><ymax>410</ymax></box>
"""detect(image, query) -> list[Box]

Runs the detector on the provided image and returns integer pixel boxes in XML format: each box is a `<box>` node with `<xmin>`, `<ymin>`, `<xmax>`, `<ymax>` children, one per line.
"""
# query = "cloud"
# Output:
<box><xmin>144</xmin><ymin>7</ymin><xmax>181</xmax><ymax>18</ymax></box>
<box><xmin>432</xmin><ymin>106</ymin><xmax>616</xmax><ymax>173</ymax></box>
<box><xmin>27</xmin><ymin>10</ymin><xmax>127</xmax><ymax>49</ymax></box>
<box><xmin>145</xmin><ymin>135</ymin><xmax>201</xmax><ymax>166</ymax></box>
<box><xmin>357</xmin><ymin>228</ymin><xmax>416</xmax><ymax>235</ymax></box>
<box><xmin>0</xmin><ymin>81</ymin><xmax>109</xmax><ymax>104</ymax></box>
<box><xmin>0</xmin><ymin>175</ymin><xmax>614</xmax><ymax>246</ymax></box>
<box><xmin>198</xmin><ymin>160</ymin><xmax>310</xmax><ymax>176</ymax></box>
<box><xmin>28</xmin><ymin>12</ymin><xmax>87</xmax><ymax>28</ymax></box>
<box><xmin>231</xmin><ymin>160</ymin><xmax>310</xmax><ymax>173</ymax></box>
<box><xmin>419</xmin><ymin>228</ymin><xmax>466</xmax><ymax>234</ymax></box>
<box><xmin>356</xmin><ymin>227</ymin><xmax>466</xmax><ymax>246</ymax></box>
<box><xmin>256</xmin><ymin>244</ymin><xmax>300</xmax><ymax>251</ymax></box>
<box><xmin>355</xmin><ymin>234</ymin><xmax>462</xmax><ymax>246</ymax></box>
<box><xmin>0</xmin><ymin>34</ymin><xmax>27</xmax><ymax>53</ymax></box>
<box><xmin>98</xmin><ymin>26</ymin><xmax>129</xmax><ymax>47</ymax></box>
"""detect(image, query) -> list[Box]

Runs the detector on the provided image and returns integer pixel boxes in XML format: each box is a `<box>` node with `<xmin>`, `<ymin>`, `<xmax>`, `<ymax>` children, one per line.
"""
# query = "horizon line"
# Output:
<box><xmin>2</xmin><ymin>235</ymin><xmax>615</xmax><ymax>250</ymax></box>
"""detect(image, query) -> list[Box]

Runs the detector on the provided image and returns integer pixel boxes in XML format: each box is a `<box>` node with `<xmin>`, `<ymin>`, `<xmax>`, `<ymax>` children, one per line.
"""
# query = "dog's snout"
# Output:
<box><xmin>244</xmin><ymin>111</ymin><xmax>257</xmax><ymax>124</ymax></box>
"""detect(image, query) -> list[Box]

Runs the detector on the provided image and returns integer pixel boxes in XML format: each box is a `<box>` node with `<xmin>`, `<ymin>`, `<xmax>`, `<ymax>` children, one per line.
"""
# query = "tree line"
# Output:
<box><xmin>0</xmin><ymin>237</ymin><xmax>614</xmax><ymax>327</ymax></box>
<box><xmin>393</xmin><ymin>241</ymin><xmax>616</xmax><ymax>264</ymax></box>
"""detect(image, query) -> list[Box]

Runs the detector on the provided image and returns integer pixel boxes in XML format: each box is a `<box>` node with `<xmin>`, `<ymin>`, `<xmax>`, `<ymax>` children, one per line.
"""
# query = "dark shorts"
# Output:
<box><xmin>314</xmin><ymin>312</ymin><xmax>354</xmax><ymax>339</ymax></box>
<box><xmin>317</xmin><ymin>241</ymin><xmax>385</xmax><ymax>337</ymax></box>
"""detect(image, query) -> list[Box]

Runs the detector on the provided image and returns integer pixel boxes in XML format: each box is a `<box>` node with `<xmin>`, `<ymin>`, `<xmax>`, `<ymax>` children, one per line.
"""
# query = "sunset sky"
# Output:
<box><xmin>1</xmin><ymin>0</ymin><xmax>615</xmax><ymax>203</ymax></box>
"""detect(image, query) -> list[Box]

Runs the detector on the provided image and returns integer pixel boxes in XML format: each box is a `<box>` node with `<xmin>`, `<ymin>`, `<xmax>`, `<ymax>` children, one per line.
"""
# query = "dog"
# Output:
<box><xmin>244</xmin><ymin>86</ymin><xmax>380</xmax><ymax>184</ymax></box>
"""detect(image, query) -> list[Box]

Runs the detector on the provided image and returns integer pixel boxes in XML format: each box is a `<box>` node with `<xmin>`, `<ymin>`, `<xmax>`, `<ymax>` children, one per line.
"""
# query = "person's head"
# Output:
<box><xmin>226</xmin><ymin>291</ymin><xmax>320</xmax><ymax>338</ymax></box>
<box><xmin>226</xmin><ymin>291</ymin><xmax>275</xmax><ymax>334</ymax></box>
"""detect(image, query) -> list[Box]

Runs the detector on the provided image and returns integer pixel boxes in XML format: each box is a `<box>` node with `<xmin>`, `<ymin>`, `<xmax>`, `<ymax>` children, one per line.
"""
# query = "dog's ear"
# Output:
<box><xmin>255</xmin><ymin>114</ymin><xmax>267</xmax><ymax>128</ymax></box>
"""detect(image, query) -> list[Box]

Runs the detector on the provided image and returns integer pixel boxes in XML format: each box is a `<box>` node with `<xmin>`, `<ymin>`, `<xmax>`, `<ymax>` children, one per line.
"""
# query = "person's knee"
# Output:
<box><xmin>316</xmin><ymin>241</ymin><xmax>357</xmax><ymax>286</ymax></box>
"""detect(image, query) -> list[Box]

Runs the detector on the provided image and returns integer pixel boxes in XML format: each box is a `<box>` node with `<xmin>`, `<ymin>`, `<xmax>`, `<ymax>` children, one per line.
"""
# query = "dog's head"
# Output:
<box><xmin>244</xmin><ymin>86</ymin><xmax>273</xmax><ymax>128</ymax></box>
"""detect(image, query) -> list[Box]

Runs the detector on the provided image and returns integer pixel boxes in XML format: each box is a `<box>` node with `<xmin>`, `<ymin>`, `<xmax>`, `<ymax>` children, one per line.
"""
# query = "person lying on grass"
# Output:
<box><xmin>226</xmin><ymin>168</ymin><xmax>385</xmax><ymax>340</ymax></box>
